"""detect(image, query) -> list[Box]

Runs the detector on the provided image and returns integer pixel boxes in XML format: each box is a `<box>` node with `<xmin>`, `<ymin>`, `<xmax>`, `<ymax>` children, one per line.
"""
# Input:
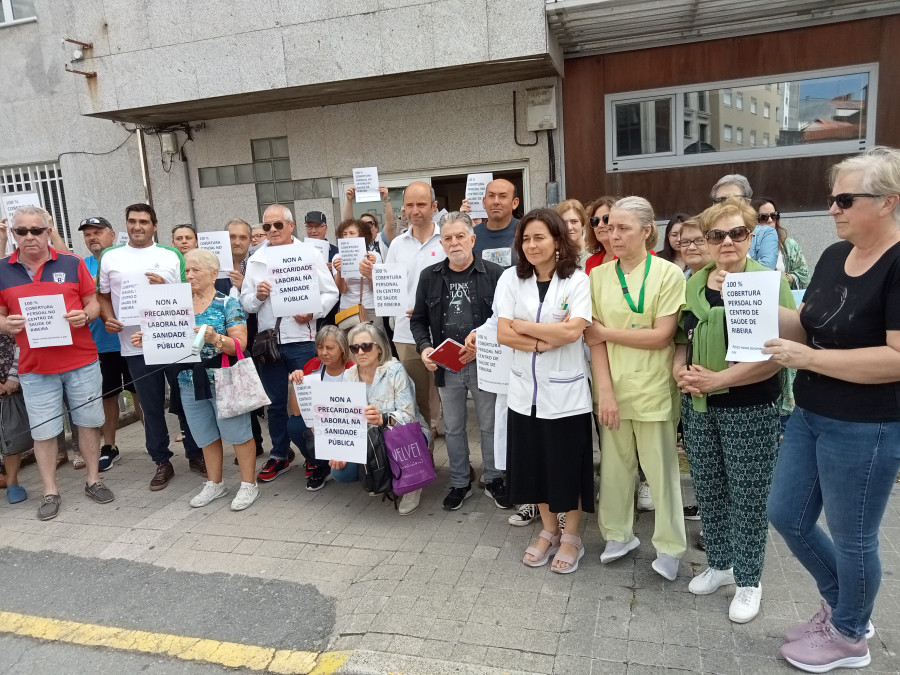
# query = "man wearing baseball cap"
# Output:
<box><xmin>304</xmin><ymin>211</ymin><xmax>340</xmax><ymax>327</ymax></box>
<box><xmin>79</xmin><ymin>216</ymin><xmax>142</xmax><ymax>472</ymax></box>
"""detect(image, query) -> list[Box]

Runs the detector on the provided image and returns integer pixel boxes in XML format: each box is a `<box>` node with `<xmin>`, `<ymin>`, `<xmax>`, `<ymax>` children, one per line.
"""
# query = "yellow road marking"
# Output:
<box><xmin>0</xmin><ymin>610</ymin><xmax>350</xmax><ymax>674</ymax></box>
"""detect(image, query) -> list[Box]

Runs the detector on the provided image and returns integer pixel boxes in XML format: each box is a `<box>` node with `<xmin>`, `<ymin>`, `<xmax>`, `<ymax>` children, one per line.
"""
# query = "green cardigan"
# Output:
<box><xmin>677</xmin><ymin>258</ymin><xmax>796</xmax><ymax>412</ymax></box>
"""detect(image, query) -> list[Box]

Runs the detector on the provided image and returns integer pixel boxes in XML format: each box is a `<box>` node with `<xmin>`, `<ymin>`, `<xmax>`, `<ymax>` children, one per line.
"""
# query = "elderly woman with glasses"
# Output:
<box><xmin>711</xmin><ymin>174</ymin><xmax>778</xmax><ymax>269</ymax></box>
<box><xmin>678</xmin><ymin>218</ymin><xmax>712</xmax><ymax>279</ymax></box>
<box><xmin>329</xmin><ymin>322</ymin><xmax>431</xmax><ymax>509</ymax></box>
<box><xmin>674</xmin><ymin>197</ymin><xmax>794</xmax><ymax>624</ymax></box>
<box><xmin>764</xmin><ymin>147</ymin><xmax>900</xmax><ymax>673</ymax></box>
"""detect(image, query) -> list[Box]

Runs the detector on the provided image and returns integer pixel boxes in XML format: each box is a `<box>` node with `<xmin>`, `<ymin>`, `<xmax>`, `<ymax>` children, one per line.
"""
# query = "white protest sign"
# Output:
<box><xmin>465</xmin><ymin>173</ymin><xmax>493</xmax><ymax>219</ymax></box>
<box><xmin>305</xmin><ymin>237</ymin><xmax>331</xmax><ymax>263</ymax></box>
<box><xmin>337</xmin><ymin>237</ymin><xmax>366</xmax><ymax>280</ymax></box>
<box><xmin>266</xmin><ymin>244</ymin><xmax>322</xmax><ymax>317</ymax></box>
<box><xmin>723</xmin><ymin>271</ymin><xmax>781</xmax><ymax>362</ymax></box>
<box><xmin>198</xmin><ymin>231</ymin><xmax>234</xmax><ymax>279</ymax></box>
<box><xmin>21</xmin><ymin>294</ymin><xmax>72</xmax><ymax>349</ymax></box>
<box><xmin>117</xmin><ymin>272</ymin><xmax>148</xmax><ymax>326</ymax></box>
<box><xmin>476</xmin><ymin>325</ymin><xmax>512</xmax><ymax>395</ymax></box>
<box><xmin>373</xmin><ymin>263</ymin><xmax>409</xmax><ymax>317</ymax></box>
<box><xmin>352</xmin><ymin>167</ymin><xmax>380</xmax><ymax>202</ymax></box>
<box><xmin>138</xmin><ymin>283</ymin><xmax>200</xmax><ymax>365</ymax></box>
<box><xmin>293</xmin><ymin>379</ymin><xmax>315</xmax><ymax>422</ymax></box>
<box><xmin>1</xmin><ymin>192</ymin><xmax>41</xmax><ymax>255</ymax></box>
<box><xmin>313</xmin><ymin>381</ymin><xmax>367</xmax><ymax>463</ymax></box>
<box><xmin>115</xmin><ymin>232</ymin><xmax>129</xmax><ymax>246</ymax></box>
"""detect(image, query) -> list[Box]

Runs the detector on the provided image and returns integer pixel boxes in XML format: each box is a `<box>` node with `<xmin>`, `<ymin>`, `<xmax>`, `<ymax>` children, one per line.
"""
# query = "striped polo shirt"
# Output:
<box><xmin>0</xmin><ymin>247</ymin><xmax>98</xmax><ymax>374</ymax></box>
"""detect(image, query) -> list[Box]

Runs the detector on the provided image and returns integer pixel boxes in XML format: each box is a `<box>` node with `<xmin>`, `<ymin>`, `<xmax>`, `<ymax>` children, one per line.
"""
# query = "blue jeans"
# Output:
<box><xmin>768</xmin><ymin>407</ymin><xmax>900</xmax><ymax>639</ymax></box>
<box><xmin>439</xmin><ymin>363</ymin><xmax>499</xmax><ymax>488</ymax></box>
<box><xmin>258</xmin><ymin>341</ymin><xmax>316</xmax><ymax>460</ymax></box>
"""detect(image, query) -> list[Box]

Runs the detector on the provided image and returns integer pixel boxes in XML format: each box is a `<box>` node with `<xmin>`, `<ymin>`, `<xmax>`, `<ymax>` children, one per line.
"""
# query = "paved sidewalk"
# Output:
<box><xmin>0</xmin><ymin>411</ymin><xmax>898</xmax><ymax>674</ymax></box>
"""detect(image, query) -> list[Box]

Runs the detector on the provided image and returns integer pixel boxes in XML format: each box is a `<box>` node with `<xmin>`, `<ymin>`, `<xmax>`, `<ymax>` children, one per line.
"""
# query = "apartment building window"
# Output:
<box><xmin>605</xmin><ymin>63</ymin><xmax>876</xmax><ymax>171</ymax></box>
<box><xmin>736</xmin><ymin>128</ymin><xmax>743</xmax><ymax>145</ymax></box>
<box><xmin>0</xmin><ymin>0</ymin><xmax>36</xmax><ymax>25</ymax></box>
<box><xmin>763</xmin><ymin>133</ymin><xmax>770</xmax><ymax>147</ymax></box>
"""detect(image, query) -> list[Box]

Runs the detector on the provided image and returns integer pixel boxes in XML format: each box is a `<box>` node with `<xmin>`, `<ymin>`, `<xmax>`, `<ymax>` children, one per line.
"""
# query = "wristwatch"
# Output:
<box><xmin>214</xmin><ymin>333</ymin><xmax>224</xmax><ymax>350</ymax></box>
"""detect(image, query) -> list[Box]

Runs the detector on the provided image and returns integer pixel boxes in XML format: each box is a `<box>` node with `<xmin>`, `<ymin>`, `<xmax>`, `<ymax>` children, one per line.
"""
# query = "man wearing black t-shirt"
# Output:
<box><xmin>410</xmin><ymin>212</ymin><xmax>508</xmax><ymax>511</ymax></box>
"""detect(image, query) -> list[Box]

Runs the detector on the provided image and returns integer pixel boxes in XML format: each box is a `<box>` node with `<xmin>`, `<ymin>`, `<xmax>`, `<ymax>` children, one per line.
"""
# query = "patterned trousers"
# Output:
<box><xmin>681</xmin><ymin>395</ymin><xmax>780</xmax><ymax>586</ymax></box>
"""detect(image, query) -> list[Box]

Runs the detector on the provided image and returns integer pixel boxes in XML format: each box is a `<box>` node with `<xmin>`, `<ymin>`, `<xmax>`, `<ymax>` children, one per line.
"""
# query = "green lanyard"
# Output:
<box><xmin>615</xmin><ymin>255</ymin><xmax>652</xmax><ymax>314</ymax></box>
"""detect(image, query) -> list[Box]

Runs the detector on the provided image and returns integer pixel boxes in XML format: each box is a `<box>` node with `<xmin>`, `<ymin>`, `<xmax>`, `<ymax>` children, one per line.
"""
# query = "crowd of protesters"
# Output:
<box><xmin>1</xmin><ymin>146</ymin><xmax>899</xmax><ymax>674</ymax></box>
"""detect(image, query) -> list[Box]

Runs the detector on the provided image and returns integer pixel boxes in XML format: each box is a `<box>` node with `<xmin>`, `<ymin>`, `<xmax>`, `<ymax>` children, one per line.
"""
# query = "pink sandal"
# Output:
<box><xmin>551</xmin><ymin>533</ymin><xmax>585</xmax><ymax>574</ymax></box>
<box><xmin>523</xmin><ymin>529</ymin><xmax>561</xmax><ymax>567</ymax></box>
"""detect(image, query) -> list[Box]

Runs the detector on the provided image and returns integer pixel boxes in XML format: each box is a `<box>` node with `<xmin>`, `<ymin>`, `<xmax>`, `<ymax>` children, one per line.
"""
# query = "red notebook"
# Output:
<box><xmin>427</xmin><ymin>338</ymin><xmax>466</xmax><ymax>372</ymax></box>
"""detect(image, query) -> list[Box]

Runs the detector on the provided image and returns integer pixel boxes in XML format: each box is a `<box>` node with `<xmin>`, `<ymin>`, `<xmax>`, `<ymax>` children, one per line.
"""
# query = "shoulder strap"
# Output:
<box><xmin>275</xmin><ymin>317</ymin><xmax>282</xmax><ymax>342</ymax></box>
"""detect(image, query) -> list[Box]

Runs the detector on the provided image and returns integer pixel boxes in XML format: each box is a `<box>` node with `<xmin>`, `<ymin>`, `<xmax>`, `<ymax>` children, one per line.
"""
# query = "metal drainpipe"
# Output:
<box><xmin>181</xmin><ymin>145</ymin><xmax>197</xmax><ymax>228</ymax></box>
<box><xmin>136</xmin><ymin>129</ymin><xmax>153</xmax><ymax>206</ymax></box>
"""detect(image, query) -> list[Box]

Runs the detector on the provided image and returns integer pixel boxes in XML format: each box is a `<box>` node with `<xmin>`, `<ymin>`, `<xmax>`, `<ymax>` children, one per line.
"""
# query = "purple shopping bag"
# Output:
<box><xmin>383</xmin><ymin>422</ymin><xmax>436</xmax><ymax>496</ymax></box>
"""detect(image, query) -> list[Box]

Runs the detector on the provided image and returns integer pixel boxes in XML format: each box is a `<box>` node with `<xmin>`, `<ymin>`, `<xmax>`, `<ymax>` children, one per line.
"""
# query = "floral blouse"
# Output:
<box><xmin>177</xmin><ymin>292</ymin><xmax>246</xmax><ymax>387</ymax></box>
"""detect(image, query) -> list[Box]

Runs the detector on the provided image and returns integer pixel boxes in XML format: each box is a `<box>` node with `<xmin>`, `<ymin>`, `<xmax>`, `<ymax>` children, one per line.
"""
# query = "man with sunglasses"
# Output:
<box><xmin>241</xmin><ymin>204</ymin><xmax>339</xmax><ymax>483</ymax></box>
<box><xmin>710</xmin><ymin>174</ymin><xmax>778</xmax><ymax>269</ymax></box>
<box><xmin>0</xmin><ymin>206</ymin><xmax>113</xmax><ymax>520</ymax></box>
<box><xmin>98</xmin><ymin>203</ymin><xmax>199</xmax><ymax>492</ymax></box>
<box><xmin>79</xmin><ymin>216</ymin><xmax>142</xmax><ymax>472</ymax></box>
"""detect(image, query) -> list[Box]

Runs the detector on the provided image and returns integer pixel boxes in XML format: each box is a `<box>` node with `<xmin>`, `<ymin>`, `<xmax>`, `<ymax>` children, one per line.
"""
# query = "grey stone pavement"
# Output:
<box><xmin>0</xmin><ymin>407</ymin><xmax>899</xmax><ymax>674</ymax></box>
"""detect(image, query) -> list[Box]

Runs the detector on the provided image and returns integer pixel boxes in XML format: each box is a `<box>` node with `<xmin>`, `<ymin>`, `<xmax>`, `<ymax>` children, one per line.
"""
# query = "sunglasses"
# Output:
<box><xmin>262</xmin><ymin>221</ymin><xmax>285</xmax><ymax>232</ymax></box>
<box><xmin>79</xmin><ymin>217</ymin><xmax>107</xmax><ymax>227</ymax></box>
<box><xmin>712</xmin><ymin>195</ymin><xmax>750</xmax><ymax>204</ymax></box>
<box><xmin>589</xmin><ymin>214</ymin><xmax>610</xmax><ymax>228</ymax></box>
<box><xmin>756</xmin><ymin>212</ymin><xmax>780</xmax><ymax>224</ymax></box>
<box><xmin>705</xmin><ymin>226</ymin><xmax>751</xmax><ymax>245</ymax></box>
<box><xmin>679</xmin><ymin>237</ymin><xmax>706</xmax><ymax>249</ymax></box>
<box><xmin>348</xmin><ymin>342</ymin><xmax>376</xmax><ymax>354</ymax></box>
<box><xmin>12</xmin><ymin>227</ymin><xmax>48</xmax><ymax>237</ymax></box>
<box><xmin>826</xmin><ymin>193</ymin><xmax>879</xmax><ymax>209</ymax></box>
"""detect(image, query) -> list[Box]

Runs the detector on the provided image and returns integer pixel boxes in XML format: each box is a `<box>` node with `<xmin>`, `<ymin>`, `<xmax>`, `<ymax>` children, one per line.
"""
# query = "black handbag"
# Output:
<box><xmin>362</xmin><ymin>425</ymin><xmax>397</xmax><ymax>506</ymax></box>
<box><xmin>0</xmin><ymin>390</ymin><xmax>32</xmax><ymax>456</ymax></box>
<box><xmin>251</xmin><ymin>317</ymin><xmax>282</xmax><ymax>365</ymax></box>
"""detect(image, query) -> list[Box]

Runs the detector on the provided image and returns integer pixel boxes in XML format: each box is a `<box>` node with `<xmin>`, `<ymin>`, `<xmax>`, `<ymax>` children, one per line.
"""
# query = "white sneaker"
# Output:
<box><xmin>508</xmin><ymin>504</ymin><xmax>537</xmax><ymax>526</ymax></box>
<box><xmin>230</xmin><ymin>482</ymin><xmax>259</xmax><ymax>511</ymax></box>
<box><xmin>398</xmin><ymin>488</ymin><xmax>421</xmax><ymax>516</ymax></box>
<box><xmin>189</xmin><ymin>481</ymin><xmax>227</xmax><ymax>508</ymax></box>
<box><xmin>600</xmin><ymin>536</ymin><xmax>640</xmax><ymax>563</ymax></box>
<box><xmin>651</xmin><ymin>553</ymin><xmax>680</xmax><ymax>581</ymax></box>
<box><xmin>729</xmin><ymin>584</ymin><xmax>762</xmax><ymax>623</ymax></box>
<box><xmin>688</xmin><ymin>566</ymin><xmax>736</xmax><ymax>595</ymax></box>
<box><xmin>637</xmin><ymin>481</ymin><xmax>654</xmax><ymax>511</ymax></box>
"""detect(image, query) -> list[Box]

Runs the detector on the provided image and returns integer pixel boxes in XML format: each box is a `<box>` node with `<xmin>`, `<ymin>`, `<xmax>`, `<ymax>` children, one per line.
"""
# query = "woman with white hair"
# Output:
<box><xmin>586</xmin><ymin>196</ymin><xmax>687</xmax><ymax>581</ymax></box>
<box><xmin>711</xmin><ymin>174</ymin><xmax>778</xmax><ymax>269</ymax></box>
<box><xmin>132</xmin><ymin>248</ymin><xmax>259</xmax><ymax>511</ymax></box>
<box><xmin>765</xmin><ymin>146</ymin><xmax>900</xmax><ymax>673</ymax></box>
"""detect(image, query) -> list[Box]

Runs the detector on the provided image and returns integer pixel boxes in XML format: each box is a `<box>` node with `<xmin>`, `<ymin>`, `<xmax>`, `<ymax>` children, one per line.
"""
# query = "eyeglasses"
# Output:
<box><xmin>262</xmin><ymin>221</ymin><xmax>285</xmax><ymax>232</ymax></box>
<box><xmin>705</xmin><ymin>226</ymin><xmax>751</xmax><ymax>245</ymax></box>
<box><xmin>679</xmin><ymin>237</ymin><xmax>707</xmax><ymax>249</ymax></box>
<box><xmin>826</xmin><ymin>193</ymin><xmax>880</xmax><ymax>209</ymax></box>
<box><xmin>348</xmin><ymin>342</ymin><xmax>376</xmax><ymax>354</ymax></box>
<box><xmin>756</xmin><ymin>212</ymin><xmax>780</xmax><ymax>224</ymax></box>
<box><xmin>305</xmin><ymin>222</ymin><xmax>326</xmax><ymax>228</ymax></box>
<box><xmin>12</xmin><ymin>227</ymin><xmax>48</xmax><ymax>237</ymax></box>
<box><xmin>712</xmin><ymin>195</ymin><xmax>749</xmax><ymax>204</ymax></box>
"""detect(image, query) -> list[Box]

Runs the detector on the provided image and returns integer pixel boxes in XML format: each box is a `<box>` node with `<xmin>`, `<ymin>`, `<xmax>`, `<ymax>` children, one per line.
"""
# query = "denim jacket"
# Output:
<box><xmin>409</xmin><ymin>256</ymin><xmax>504</xmax><ymax>386</ymax></box>
<box><xmin>345</xmin><ymin>359</ymin><xmax>432</xmax><ymax>444</ymax></box>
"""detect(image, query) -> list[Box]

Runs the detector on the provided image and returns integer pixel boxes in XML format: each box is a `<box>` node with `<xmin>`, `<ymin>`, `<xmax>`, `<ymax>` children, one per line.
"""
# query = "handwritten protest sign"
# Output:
<box><xmin>373</xmin><ymin>263</ymin><xmax>408</xmax><ymax>317</ymax></box>
<box><xmin>293</xmin><ymin>379</ymin><xmax>315</xmax><ymax>422</ymax></box>
<box><xmin>313</xmin><ymin>382</ymin><xmax>367</xmax><ymax>463</ymax></box>
<box><xmin>117</xmin><ymin>272</ymin><xmax>148</xmax><ymax>325</ymax></box>
<box><xmin>198</xmin><ymin>231</ymin><xmax>234</xmax><ymax>278</ymax></box>
<box><xmin>21</xmin><ymin>294</ymin><xmax>72</xmax><ymax>348</ymax></box>
<box><xmin>138</xmin><ymin>283</ymin><xmax>200</xmax><ymax>365</ymax></box>
<box><xmin>352</xmin><ymin>167</ymin><xmax>380</xmax><ymax>202</ymax></box>
<box><xmin>476</xmin><ymin>325</ymin><xmax>512</xmax><ymax>395</ymax></box>
<box><xmin>337</xmin><ymin>237</ymin><xmax>366</xmax><ymax>280</ymax></box>
<box><xmin>465</xmin><ymin>173</ymin><xmax>493</xmax><ymax>219</ymax></box>
<box><xmin>266</xmin><ymin>244</ymin><xmax>322</xmax><ymax>317</ymax></box>
<box><xmin>723</xmin><ymin>271</ymin><xmax>780</xmax><ymax>362</ymax></box>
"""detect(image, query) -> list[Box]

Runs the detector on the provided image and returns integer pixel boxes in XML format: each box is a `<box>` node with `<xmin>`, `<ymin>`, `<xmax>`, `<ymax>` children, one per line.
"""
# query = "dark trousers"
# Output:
<box><xmin>257</xmin><ymin>341</ymin><xmax>317</xmax><ymax>460</ymax></box>
<box><xmin>125</xmin><ymin>355</ymin><xmax>202</xmax><ymax>465</ymax></box>
<box><xmin>287</xmin><ymin>414</ymin><xmax>329</xmax><ymax>475</ymax></box>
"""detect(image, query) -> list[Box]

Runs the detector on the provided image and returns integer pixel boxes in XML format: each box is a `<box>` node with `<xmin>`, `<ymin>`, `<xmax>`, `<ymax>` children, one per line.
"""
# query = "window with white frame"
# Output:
<box><xmin>0</xmin><ymin>162</ymin><xmax>71</xmax><ymax>247</ymax></box>
<box><xmin>763</xmin><ymin>133</ymin><xmax>770</xmax><ymax>147</ymax></box>
<box><xmin>605</xmin><ymin>64</ymin><xmax>877</xmax><ymax>171</ymax></box>
<box><xmin>736</xmin><ymin>128</ymin><xmax>744</xmax><ymax>145</ymax></box>
<box><xmin>0</xmin><ymin>0</ymin><xmax>36</xmax><ymax>26</ymax></box>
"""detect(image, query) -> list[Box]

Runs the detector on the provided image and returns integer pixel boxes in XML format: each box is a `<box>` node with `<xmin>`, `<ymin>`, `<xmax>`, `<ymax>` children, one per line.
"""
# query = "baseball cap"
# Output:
<box><xmin>78</xmin><ymin>216</ymin><xmax>114</xmax><ymax>231</ymax></box>
<box><xmin>304</xmin><ymin>211</ymin><xmax>327</xmax><ymax>225</ymax></box>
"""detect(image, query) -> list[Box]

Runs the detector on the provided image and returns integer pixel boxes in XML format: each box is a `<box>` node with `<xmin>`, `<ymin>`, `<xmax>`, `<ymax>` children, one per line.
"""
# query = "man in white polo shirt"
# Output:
<box><xmin>97</xmin><ymin>203</ymin><xmax>193</xmax><ymax>492</ymax></box>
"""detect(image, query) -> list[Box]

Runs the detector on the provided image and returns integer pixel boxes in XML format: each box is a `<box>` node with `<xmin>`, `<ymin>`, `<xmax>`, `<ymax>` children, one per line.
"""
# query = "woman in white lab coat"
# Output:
<box><xmin>497</xmin><ymin>208</ymin><xmax>594</xmax><ymax>575</ymax></box>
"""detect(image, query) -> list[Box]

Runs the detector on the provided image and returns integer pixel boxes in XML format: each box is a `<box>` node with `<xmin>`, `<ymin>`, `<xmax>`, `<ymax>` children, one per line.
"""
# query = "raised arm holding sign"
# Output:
<box><xmin>352</xmin><ymin>167</ymin><xmax>381</xmax><ymax>202</ymax></box>
<box><xmin>464</xmin><ymin>173</ymin><xmax>493</xmax><ymax>219</ymax></box>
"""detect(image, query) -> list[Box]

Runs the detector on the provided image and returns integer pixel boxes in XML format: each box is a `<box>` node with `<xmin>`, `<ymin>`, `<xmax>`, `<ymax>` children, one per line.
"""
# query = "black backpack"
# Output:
<box><xmin>362</xmin><ymin>426</ymin><xmax>397</xmax><ymax>506</ymax></box>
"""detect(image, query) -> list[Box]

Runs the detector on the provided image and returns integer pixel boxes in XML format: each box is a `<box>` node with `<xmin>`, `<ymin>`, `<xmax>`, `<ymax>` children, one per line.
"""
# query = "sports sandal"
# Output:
<box><xmin>523</xmin><ymin>529</ymin><xmax>561</xmax><ymax>567</ymax></box>
<box><xmin>551</xmin><ymin>533</ymin><xmax>585</xmax><ymax>574</ymax></box>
